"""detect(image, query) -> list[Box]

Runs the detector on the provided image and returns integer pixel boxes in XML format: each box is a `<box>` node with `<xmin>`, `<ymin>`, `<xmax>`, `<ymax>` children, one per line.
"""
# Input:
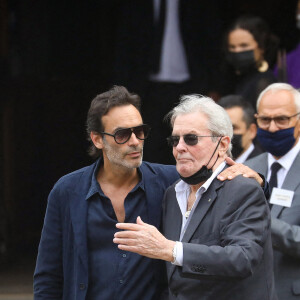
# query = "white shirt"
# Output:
<box><xmin>267</xmin><ymin>139</ymin><xmax>300</xmax><ymax>188</ymax></box>
<box><xmin>150</xmin><ymin>0</ymin><xmax>190</xmax><ymax>83</ymax></box>
<box><xmin>235</xmin><ymin>143</ymin><xmax>255</xmax><ymax>164</ymax></box>
<box><xmin>172</xmin><ymin>161</ymin><xmax>226</xmax><ymax>266</ymax></box>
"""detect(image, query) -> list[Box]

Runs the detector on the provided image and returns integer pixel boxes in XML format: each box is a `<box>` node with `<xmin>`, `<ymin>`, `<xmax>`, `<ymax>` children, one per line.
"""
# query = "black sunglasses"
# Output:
<box><xmin>101</xmin><ymin>124</ymin><xmax>151</xmax><ymax>144</ymax></box>
<box><xmin>167</xmin><ymin>134</ymin><xmax>221</xmax><ymax>147</ymax></box>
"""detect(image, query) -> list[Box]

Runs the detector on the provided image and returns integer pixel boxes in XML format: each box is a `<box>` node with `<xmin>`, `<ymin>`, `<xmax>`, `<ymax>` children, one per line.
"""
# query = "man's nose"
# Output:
<box><xmin>127</xmin><ymin>132</ymin><xmax>140</xmax><ymax>146</ymax></box>
<box><xmin>268</xmin><ymin>119</ymin><xmax>280</xmax><ymax>133</ymax></box>
<box><xmin>175</xmin><ymin>137</ymin><xmax>187</xmax><ymax>151</ymax></box>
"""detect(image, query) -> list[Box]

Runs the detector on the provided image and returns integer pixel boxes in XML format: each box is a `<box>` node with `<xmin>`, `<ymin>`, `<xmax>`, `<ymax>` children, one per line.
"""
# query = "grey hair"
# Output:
<box><xmin>257</xmin><ymin>83</ymin><xmax>300</xmax><ymax>118</ymax></box>
<box><xmin>166</xmin><ymin>94</ymin><xmax>233</xmax><ymax>156</ymax></box>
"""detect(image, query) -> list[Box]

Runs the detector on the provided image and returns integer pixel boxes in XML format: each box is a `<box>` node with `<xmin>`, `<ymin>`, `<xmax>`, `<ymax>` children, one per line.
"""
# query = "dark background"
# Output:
<box><xmin>0</xmin><ymin>0</ymin><xmax>299</xmax><ymax>264</ymax></box>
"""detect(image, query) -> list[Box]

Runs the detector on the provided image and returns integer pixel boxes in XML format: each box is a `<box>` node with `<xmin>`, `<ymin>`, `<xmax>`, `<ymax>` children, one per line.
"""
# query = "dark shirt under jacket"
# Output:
<box><xmin>33</xmin><ymin>159</ymin><xmax>179</xmax><ymax>300</ymax></box>
<box><xmin>86</xmin><ymin>162</ymin><xmax>155</xmax><ymax>300</ymax></box>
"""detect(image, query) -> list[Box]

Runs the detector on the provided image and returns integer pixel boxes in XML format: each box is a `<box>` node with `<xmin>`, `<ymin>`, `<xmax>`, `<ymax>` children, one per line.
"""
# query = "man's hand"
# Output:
<box><xmin>217</xmin><ymin>157</ymin><xmax>263</xmax><ymax>186</ymax></box>
<box><xmin>113</xmin><ymin>216</ymin><xmax>175</xmax><ymax>261</ymax></box>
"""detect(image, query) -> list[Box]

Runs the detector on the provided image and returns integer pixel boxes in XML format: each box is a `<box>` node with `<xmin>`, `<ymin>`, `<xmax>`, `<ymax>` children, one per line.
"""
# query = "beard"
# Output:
<box><xmin>102</xmin><ymin>139</ymin><xmax>143</xmax><ymax>169</ymax></box>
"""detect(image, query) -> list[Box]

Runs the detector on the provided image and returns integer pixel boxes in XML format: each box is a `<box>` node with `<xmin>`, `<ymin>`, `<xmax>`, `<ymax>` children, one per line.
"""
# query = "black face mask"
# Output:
<box><xmin>226</xmin><ymin>50</ymin><xmax>256</xmax><ymax>74</ymax></box>
<box><xmin>231</xmin><ymin>134</ymin><xmax>244</xmax><ymax>159</ymax></box>
<box><xmin>180</xmin><ymin>137</ymin><xmax>222</xmax><ymax>185</ymax></box>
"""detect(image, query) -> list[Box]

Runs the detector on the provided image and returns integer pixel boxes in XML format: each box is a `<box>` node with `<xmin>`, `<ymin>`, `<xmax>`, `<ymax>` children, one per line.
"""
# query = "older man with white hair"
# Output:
<box><xmin>114</xmin><ymin>95</ymin><xmax>277</xmax><ymax>300</ymax></box>
<box><xmin>245</xmin><ymin>83</ymin><xmax>300</xmax><ymax>300</ymax></box>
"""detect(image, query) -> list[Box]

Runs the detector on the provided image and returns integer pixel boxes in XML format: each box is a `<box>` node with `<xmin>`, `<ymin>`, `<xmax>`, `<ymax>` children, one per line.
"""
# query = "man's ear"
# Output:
<box><xmin>248</xmin><ymin>123</ymin><xmax>257</xmax><ymax>140</ymax></box>
<box><xmin>90</xmin><ymin>132</ymin><xmax>103</xmax><ymax>150</ymax></box>
<box><xmin>218</xmin><ymin>136</ymin><xmax>230</xmax><ymax>157</ymax></box>
<box><xmin>295</xmin><ymin>117</ymin><xmax>300</xmax><ymax>139</ymax></box>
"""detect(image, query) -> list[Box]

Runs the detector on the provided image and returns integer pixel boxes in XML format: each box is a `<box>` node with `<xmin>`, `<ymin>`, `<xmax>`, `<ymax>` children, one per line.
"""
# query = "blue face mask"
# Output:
<box><xmin>257</xmin><ymin>127</ymin><xmax>296</xmax><ymax>157</ymax></box>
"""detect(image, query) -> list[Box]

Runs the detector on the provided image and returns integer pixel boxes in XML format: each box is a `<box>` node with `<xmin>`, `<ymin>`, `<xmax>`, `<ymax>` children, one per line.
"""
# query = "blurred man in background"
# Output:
<box><xmin>246</xmin><ymin>83</ymin><xmax>300</xmax><ymax>299</ymax></box>
<box><xmin>219</xmin><ymin>95</ymin><xmax>263</xmax><ymax>162</ymax></box>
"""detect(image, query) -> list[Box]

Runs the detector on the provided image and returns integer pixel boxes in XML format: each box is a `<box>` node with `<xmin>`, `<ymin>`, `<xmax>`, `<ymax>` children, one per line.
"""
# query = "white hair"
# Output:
<box><xmin>166</xmin><ymin>95</ymin><xmax>233</xmax><ymax>156</ymax></box>
<box><xmin>257</xmin><ymin>83</ymin><xmax>300</xmax><ymax>118</ymax></box>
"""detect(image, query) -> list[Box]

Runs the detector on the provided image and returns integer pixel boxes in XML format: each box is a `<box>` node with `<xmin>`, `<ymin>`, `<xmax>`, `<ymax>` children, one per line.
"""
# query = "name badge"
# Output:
<box><xmin>269</xmin><ymin>187</ymin><xmax>294</xmax><ymax>207</ymax></box>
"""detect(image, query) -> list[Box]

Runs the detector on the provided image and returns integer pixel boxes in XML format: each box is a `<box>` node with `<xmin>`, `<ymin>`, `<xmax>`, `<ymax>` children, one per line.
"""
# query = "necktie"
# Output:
<box><xmin>269</xmin><ymin>162</ymin><xmax>282</xmax><ymax>194</ymax></box>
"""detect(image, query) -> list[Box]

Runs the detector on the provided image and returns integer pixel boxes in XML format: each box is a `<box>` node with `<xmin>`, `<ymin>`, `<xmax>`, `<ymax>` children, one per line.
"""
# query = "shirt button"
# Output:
<box><xmin>122</xmin><ymin>254</ymin><xmax>127</xmax><ymax>258</ymax></box>
<box><xmin>119</xmin><ymin>280</ymin><xmax>124</xmax><ymax>284</ymax></box>
<box><xmin>79</xmin><ymin>283</ymin><xmax>86</xmax><ymax>290</ymax></box>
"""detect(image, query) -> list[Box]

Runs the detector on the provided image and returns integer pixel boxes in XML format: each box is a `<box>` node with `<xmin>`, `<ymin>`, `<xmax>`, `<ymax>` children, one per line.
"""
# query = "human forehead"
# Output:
<box><xmin>172</xmin><ymin>112</ymin><xmax>210</xmax><ymax>134</ymax></box>
<box><xmin>226</xmin><ymin>106</ymin><xmax>245</xmax><ymax>124</ymax></box>
<box><xmin>258</xmin><ymin>90</ymin><xmax>297</xmax><ymax>116</ymax></box>
<box><xmin>102</xmin><ymin>105</ymin><xmax>143</xmax><ymax>131</ymax></box>
<box><xmin>228</xmin><ymin>28</ymin><xmax>258</xmax><ymax>47</ymax></box>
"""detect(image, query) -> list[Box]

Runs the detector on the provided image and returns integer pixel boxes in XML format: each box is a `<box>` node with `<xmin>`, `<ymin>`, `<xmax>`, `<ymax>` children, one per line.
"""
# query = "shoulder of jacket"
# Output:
<box><xmin>141</xmin><ymin>161</ymin><xmax>177</xmax><ymax>176</ymax></box>
<box><xmin>245</xmin><ymin>152</ymin><xmax>268</xmax><ymax>167</ymax></box>
<box><xmin>52</xmin><ymin>163</ymin><xmax>95</xmax><ymax>192</ymax></box>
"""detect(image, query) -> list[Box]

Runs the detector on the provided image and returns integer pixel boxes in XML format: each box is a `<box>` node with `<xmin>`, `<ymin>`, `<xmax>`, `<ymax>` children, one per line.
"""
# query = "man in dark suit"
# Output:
<box><xmin>218</xmin><ymin>95</ymin><xmax>264</xmax><ymax>162</ymax></box>
<box><xmin>114</xmin><ymin>95</ymin><xmax>277</xmax><ymax>299</ymax></box>
<box><xmin>245</xmin><ymin>83</ymin><xmax>300</xmax><ymax>299</ymax></box>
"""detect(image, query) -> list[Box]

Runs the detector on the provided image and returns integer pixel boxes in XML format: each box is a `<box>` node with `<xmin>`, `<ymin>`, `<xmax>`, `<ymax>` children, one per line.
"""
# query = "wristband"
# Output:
<box><xmin>172</xmin><ymin>242</ymin><xmax>177</xmax><ymax>264</ymax></box>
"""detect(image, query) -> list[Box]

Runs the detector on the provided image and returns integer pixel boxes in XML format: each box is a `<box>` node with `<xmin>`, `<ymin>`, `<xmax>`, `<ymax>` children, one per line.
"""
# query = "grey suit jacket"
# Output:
<box><xmin>246</xmin><ymin>151</ymin><xmax>300</xmax><ymax>299</ymax></box>
<box><xmin>163</xmin><ymin>170</ymin><xmax>277</xmax><ymax>300</ymax></box>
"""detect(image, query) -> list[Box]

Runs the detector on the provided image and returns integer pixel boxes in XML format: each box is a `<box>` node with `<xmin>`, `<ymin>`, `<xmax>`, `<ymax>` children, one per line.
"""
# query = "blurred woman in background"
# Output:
<box><xmin>219</xmin><ymin>15</ymin><xmax>279</xmax><ymax>109</ymax></box>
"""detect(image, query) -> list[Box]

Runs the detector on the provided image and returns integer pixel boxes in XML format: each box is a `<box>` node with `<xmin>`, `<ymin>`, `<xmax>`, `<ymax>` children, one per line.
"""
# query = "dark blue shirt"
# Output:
<box><xmin>33</xmin><ymin>159</ymin><xmax>179</xmax><ymax>300</ymax></box>
<box><xmin>86</xmin><ymin>161</ymin><xmax>157</xmax><ymax>300</ymax></box>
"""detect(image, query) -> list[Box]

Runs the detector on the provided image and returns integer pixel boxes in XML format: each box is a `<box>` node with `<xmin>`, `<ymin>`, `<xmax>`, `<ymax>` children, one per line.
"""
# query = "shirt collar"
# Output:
<box><xmin>175</xmin><ymin>161</ymin><xmax>226</xmax><ymax>195</ymax></box>
<box><xmin>85</xmin><ymin>158</ymin><xmax>103</xmax><ymax>200</ymax></box>
<box><xmin>85</xmin><ymin>158</ymin><xmax>145</xmax><ymax>201</ymax></box>
<box><xmin>235</xmin><ymin>143</ymin><xmax>254</xmax><ymax>164</ymax></box>
<box><xmin>268</xmin><ymin>139</ymin><xmax>300</xmax><ymax>172</ymax></box>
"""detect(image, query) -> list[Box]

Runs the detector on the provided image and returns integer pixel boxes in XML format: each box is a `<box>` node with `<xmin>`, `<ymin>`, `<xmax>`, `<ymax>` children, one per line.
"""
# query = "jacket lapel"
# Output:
<box><xmin>272</xmin><ymin>151</ymin><xmax>300</xmax><ymax>218</ymax></box>
<box><xmin>70</xmin><ymin>192</ymin><xmax>88</xmax><ymax>271</ymax></box>
<box><xmin>246</xmin><ymin>152</ymin><xmax>269</xmax><ymax>175</ymax></box>
<box><xmin>281</xmin><ymin>151</ymin><xmax>300</xmax><ymax>191</ymax></box>
<box><xmin>69</xmin><ymin>163</ymin><xmax>96</xmax><ymax>273</ymax></box>
<box><xmin>165</xmin><ymin>184</ymin><xmax>183</xmax><ymax>279</ymax></box>
<box><xmin>165</xmin><ymin>186</ymin><xmax>182</xmax><ymax>242</ymax></box>
<box><xmin>142</xmin><ymin>165</ymin><xmax>164</xmax><ymax>229</ymax></box>
<box><xmin>168</xmin><ymin>178</ymin><xmax>223</xmax><ymax>280</ymax></box>
<box><xmin>181</xmin><ymin>180</ymin><xmax>221</xmax><ymax>243</ymax></box>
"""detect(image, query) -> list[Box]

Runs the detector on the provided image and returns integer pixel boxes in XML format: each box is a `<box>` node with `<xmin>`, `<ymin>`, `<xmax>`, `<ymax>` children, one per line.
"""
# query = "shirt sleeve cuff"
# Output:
<box><xmin>171</xmin><ymin>241</ymin><xmax>183</xmax><ymax>266</ymax></box>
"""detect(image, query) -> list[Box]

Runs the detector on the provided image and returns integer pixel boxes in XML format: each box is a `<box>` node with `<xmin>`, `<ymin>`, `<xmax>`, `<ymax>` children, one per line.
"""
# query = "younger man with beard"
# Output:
<box><xmin>33</xmin><ymin>86</ymin><xmax>180</xmax><ymax>300</ymax></box>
